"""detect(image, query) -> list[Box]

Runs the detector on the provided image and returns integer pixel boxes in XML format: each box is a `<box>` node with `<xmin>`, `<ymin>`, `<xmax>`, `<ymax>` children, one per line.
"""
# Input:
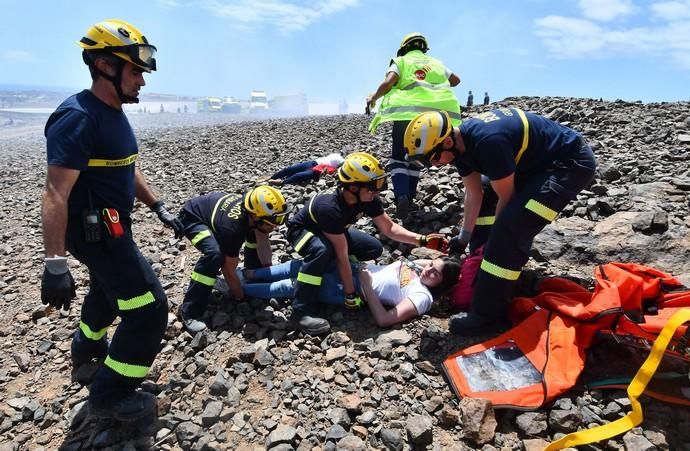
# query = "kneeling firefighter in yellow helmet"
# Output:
<box><xmin>41</xmin><ymin>19</ymin><xmax>183</xmax><ymax>421</ymax></box>
<box><xmin>366</xmin><ymin>32</ymin><xmax>462</xmax><ymax>219</ymax></box>
<box><xmin>285</xmin><ymin>152</ymin><xmax>448</xmax><ymax>335</ymax></box>
<box><xmin>404</xmin><ymin>109</ymin><xmax>597</xmax><ymax>336</ymax></box>
<box><xmin>176</xmin><ymin>185</ymin><xmax>292</xmax><ymax>333</ymax></box>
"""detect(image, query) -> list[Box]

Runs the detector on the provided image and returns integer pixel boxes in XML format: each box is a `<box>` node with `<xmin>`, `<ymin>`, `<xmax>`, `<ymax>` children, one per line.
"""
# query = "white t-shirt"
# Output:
<box><xmin>368</xmin><ymin>260</ymin><xmax>433</xmax><ymax>315</ymax></box>
<box><xmin>315</xmin><ymin>153</ymin><xmax>345</xmax><ymax>168</ymax></box>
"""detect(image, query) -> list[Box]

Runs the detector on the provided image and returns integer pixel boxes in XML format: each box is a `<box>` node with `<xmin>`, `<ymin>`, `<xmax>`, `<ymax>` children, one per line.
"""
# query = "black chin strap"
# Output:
<box><xmin>92</xmin><ymin>57</ymin><xmax>139</xmax><ymax>104</ymax></box>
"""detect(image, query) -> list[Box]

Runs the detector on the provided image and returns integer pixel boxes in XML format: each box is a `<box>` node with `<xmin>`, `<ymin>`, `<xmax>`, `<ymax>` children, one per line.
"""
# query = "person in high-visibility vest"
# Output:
<box><xmin>404</xmin><ymin>108</ymin><xmax>597</xmax><ymax>336</ymax></box>
<box><xmin>366</xmin><ymin>32</ymin><xmax>461</xmax><ymax>220</ymax></box>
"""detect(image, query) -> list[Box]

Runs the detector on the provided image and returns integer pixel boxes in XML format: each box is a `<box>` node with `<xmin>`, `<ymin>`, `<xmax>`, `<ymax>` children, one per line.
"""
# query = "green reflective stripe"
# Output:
<box><xmin>79</xmin><ymin>321</ymin><xmax>107</xmax><ymax>341</ymax></box>
<box><xmin>210</xmin><ymin>194</ymin><xmax>233</xmax><ymax>233</ymax></box>
<box><xmin>244</xmin><ymin>241</ymin><xmax>257</xmax><ymax>249</ymax></box>
<box><xmin>380</xmin><ymin>105</ymin><xmax>462</xmax><ymax>121</ymax></box>
<box><xmin>400</xmin><ymin>80</ymin><xmax>451</xmax><ymax>91</ymax></box>
<box><xmin>297</xmin><ymin>272</ymin><xmax>322</xmax><ymax>286</ymax></box>
<box><xmin>525</xmin><ymin>199</ymin><xmax>558</xmax><ymax>222</ymax></box>
<box><xmin>475</xmin><ymin>216</ymin><xmax>495</xmax><ymax>226</ymax></box>
<box><xmin>117</xmin><ymin>291</ymin><xmax>155</xmax><ymax>311</ymax></box>
<box><xmin>104</xmin><ymin>356</ymin><xmax>149</xmax><ymax>378</ymax></box>
<box><xmin>88</xmin><ymin>153</ymin><xmax>138</xmax><ymax>167</ymax></box>
<box><xmin>294</xmin><ymin>231</ymin><xmax>314</xmax><ymax>252</ymax></box>
<box><xmin>480</xmin><ymin>259</ymin><xmax>521</xmax><ymax>280</ymax></box>
<box><xmin>514</xmin><ymin>109</ymin><xmax>530</xmax><ymax>165</ymax></box>
<box><xmin>191</xmin><ymin>229</ymin><xmax>211</xmax><ymax>246</ymax></box>
<box><xmin>191</xmin><ymin>271</ymin><xmax>216</xmax><ymax>286</ymax></box>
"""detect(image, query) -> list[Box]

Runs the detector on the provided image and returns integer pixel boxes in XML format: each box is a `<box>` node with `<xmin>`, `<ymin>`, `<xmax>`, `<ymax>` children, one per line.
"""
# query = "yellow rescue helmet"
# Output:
<box><xmin>397</xmin><ymin>32</ymin><xmax>429</xmax><ymax>56</ymax></box>
<box><xmin>79</xmin><ymin>19</ymin><xmax>157</xmax><ymax>72</ymax></box>
<box><xmin>337</xmin><ymin>152</ymin><xmax>387</xmax><ymax>190</ymax></box>
<box><xmin>404</xmin><ymin>111</ymin><xmax>453</xmax><ymax>164</ymax></box>
<box><xmin>244</xmin><ymin>185</ymin><xmax>290</xmax><ymax>225</ymax></box>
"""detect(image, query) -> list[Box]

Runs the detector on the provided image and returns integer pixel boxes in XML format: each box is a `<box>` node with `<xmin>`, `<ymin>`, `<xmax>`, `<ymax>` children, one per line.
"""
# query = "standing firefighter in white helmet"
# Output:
<box><xmin>285</xmin><ymin>152</ymin><xmax>448</xmax><ymax>335</ymax></box>
<box><xmin>41</xmin><ymin>19</ymin><xmax>183</xmax><ymax>421</ymax></box>
<box><xmin>176</xmin><ymin>186</ymin><xmax>291</xmax><ymax>333</ymax></box>
<box><xmin>366</xmin><ymin>32</ymin><xmax>462</xmax><ymax>219</ymax></box>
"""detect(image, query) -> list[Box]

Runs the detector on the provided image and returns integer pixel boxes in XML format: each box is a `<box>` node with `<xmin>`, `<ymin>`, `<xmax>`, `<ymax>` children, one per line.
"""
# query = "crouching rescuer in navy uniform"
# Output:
<box><xmin>286</xmin><ymin>152</ymin><xmax>448</xmax><ymax>335</ymax></box>
<box><xmin>404</xmin><ymin>108</ymin><xmax>596</xmax><ymax>336</ymax></box>
<box><xmin>40</xmin><ymin>20</ymin><xmax>184</xmax><ymax>421</ymax></box>
<box><xmin>177</xmin><ymin>186</ymin><xmax>290</xmax><ymax>333</ymax></box>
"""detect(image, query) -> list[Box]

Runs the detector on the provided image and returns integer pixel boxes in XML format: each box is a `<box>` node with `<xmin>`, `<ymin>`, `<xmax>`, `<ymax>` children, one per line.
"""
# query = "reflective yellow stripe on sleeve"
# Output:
<box><xmin>117</xmin><ymin>291</ymin><xmax>155</xmax><ymax>311</ymax></box>
<box><xmin>480</xmin><ymin>259</ymin><xmax>521</xmax><ymax>280</ymax></box>
<box><xmin>297</xmin><ymin>272</ymin><xmax>322</xmax><ymax>286</ymax></box>
<box><xmin>79</xmin><ymin>321</ymin><xmax>108</xmax><ymax>341</ymax></box>
<box><xmin>244</xmin><ymin>241</ymin><xmax>257</xmax><ymax>249</ymax></box>
<box><xmin>514</xmin><ymin>109</ymin><xmax>530</xmax><ymax>165</ymax></box>
<box><xmin>104</xmin><ymin>356</ymin><xmax>149</xmax><ymax>378</ymax></box>
<box><xmin>191</xmin><ymin>230</ymin><xmax>211</xmax><ymax>246</ymax></box>
<box><xmin>191</xmin><ymin>271</ymin><xmax>216</xmax><ymax>286</ymax></box>
<box><xmin>475</xmin><ymin>216</ymin><xmax>495</xmax><ymax>226</ymax></box>
<box><xmin>294</xmin><ymin>231</ymin><xmax>314</xmax><ymax>252</ymax></box>
<box><xmin>88</xmin><ymin>153</ymin><xmax>138</xmax><ymax>167</ymax></box>
<box><xmin>525</xmin><ymin>199</ymin><xmax>558</xmax><ymax>222</ymax></box>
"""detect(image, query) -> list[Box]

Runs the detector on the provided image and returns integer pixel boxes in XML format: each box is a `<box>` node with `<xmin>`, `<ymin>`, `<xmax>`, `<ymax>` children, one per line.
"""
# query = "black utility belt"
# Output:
<box><xmin>82</xmin><ymin>208</ymin><xmax>126</xmax><ymax>242</ymax></box>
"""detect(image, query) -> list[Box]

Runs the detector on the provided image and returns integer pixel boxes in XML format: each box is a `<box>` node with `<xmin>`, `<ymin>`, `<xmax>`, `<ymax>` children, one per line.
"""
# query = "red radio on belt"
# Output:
<box><xmin>102</xmin><ymin>208</ymin><xmax>124</xmax><ymax>238</ymax></box>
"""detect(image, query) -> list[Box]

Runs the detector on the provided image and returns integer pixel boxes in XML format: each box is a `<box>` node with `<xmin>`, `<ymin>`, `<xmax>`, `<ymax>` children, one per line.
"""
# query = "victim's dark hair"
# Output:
<box><xmin>427</xmin><ymin>256</ymin><xmax>462</xmax><ymax>298</ymax></box>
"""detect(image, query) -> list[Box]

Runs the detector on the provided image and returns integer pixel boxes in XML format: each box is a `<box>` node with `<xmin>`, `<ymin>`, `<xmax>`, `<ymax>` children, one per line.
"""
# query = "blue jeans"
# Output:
<box><xmin>242</xmin><ymin>260</ymin><xmax>361</xmax><ymax>304</ymax></box>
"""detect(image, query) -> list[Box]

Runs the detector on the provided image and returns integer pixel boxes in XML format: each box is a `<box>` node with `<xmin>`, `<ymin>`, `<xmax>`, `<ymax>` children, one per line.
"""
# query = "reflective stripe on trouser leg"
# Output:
<box><xmin>470</xmin><ymin>180</ymin><xmax>498</xmax><ymax>252</ymax></box>
<box><xmin>191</xmin><ymin>229</ymin><xmax>211</xmax><ymax>246</ymax></box>
<box><xmin>291</xmin><ymin>231</ymin><xmax>333</xmax><ymax>315</ymax></box>
<box><xmin>391</xmin><ymin>119</ymin><xmax>412</xmax><ymax>200</ymax></box>
<box><xmin>79</xmin><ymin>321</ymin><xmax>108</xmax><ymax>341</ymax></box>
<box><xmin>182</xmin><ymin>232</ymin><xmax>224</xmax><ymax>319</ymax></box>
<box><xmin>66</xmin><ymin>231</ymin><xmax>169</xmax><ymax>405</ymax></box>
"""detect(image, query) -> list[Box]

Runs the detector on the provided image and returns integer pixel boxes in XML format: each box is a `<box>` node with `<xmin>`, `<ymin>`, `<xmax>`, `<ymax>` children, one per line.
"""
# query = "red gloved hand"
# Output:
<box><xmin>418</xmin><ymin>234</ymin><xmax>449</xmax><ymax>253</ymax></box>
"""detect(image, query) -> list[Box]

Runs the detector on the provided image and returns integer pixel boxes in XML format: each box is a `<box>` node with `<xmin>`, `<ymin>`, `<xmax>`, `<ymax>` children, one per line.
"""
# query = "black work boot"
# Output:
<box><xmin>448</xmin><ymin>312</ymin><xmax>511</xmax><ymax>337</ymax></box>
<box><xmin>291</xmin><ymin>313</ymin><xmax>331</xmax><ymax>335</ymax></box>
<box><xmin>89</xmin><ymin>391</ymin><xmax>157</xmax><ymax>422</ymax></box>
<box><xmin>71</xmin><ymin>337</ymin><xmax>108</xmax><ymax>386</ymax></box>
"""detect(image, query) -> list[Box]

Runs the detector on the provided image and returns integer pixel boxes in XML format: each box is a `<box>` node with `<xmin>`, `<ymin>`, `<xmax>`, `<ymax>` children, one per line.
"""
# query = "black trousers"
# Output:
<box><xmin>67</xmin><ymin>218</ymin><xmax>168</xmax><ymax>407</ymax></box>
<box><xmin>470</xmin><ymin>143</ymin><xmax>597</xmax><ymax>319</ymax></box>
<box><xmin>287</xmin><ymin>227</ymin><xmax>383</xmax><ymax>315</ymax></box>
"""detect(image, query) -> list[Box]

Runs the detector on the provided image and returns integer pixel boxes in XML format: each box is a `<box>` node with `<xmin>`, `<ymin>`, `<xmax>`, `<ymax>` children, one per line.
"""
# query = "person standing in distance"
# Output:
<box><xmin>366</xmin><ymin>32</ymin><xmax>461</xmax><ymax>219</ymax></box>
<box><xmin>41</xmin><ymin>19</ymin><xmax>183</xmax><ymax>421</ymax></box>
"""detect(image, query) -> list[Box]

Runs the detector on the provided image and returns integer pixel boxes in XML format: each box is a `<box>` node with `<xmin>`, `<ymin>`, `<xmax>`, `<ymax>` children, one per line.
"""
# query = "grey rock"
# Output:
<box><xmin>335</xmin><ymin>435</ymin><xmax>366</xmax><ymax>450</ymax></box>
<box><xmin>516</xmin><ymin>411</ymin><xmax>548</xmax><ymax>435</ymax></box>
<box><xmin>202</xmin><ymin>400</ymin><xmax>223</xmax><ymax>426</ymax></box>
<box><xmin>459</xmin><ymin>397</ymin><xmax>497</xmax><ymax>445</ymax></box>
<box><xmin>267</xmin><ymin>424</ymin><xmax>297</xmax><ymax>448</ymax></box>
<box><xmin>380</xmin><ymin>428</ymin><xmax>403</xmax><ymax>451</ymax></box>
<box><xmin>406</xmin><ymin>414</ymin><xmax>433</xmax><ymax>446</ymax></box>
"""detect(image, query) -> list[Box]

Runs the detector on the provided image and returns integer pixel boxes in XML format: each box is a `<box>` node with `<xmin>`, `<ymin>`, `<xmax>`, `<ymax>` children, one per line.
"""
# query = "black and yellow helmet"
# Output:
<box><xmin>79</xmin><ymin>19</ymin><xmax>157</xmax><ymax>72</ymax></box>
<box><xmin>243</xmin><ymin>185</ymin><xmax>290</xmax><ymax>225</ymax></box>
<box><xmin>337</xmin><ymin>152</ymin><xmax>387</xmax><ymax>191</ymax></box>
<box><xmin>397</xmin><ymin>32</ymin><xmax>429</xmax><ymax>56</ymax></box>
<box><xmin>404</xmin><ymin>111</ymin><xmax>453</xmax><ymax>166</ymax></box>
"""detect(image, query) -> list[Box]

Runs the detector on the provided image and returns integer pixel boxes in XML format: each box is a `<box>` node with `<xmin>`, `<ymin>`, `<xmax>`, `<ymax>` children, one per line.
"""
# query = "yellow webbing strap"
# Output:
<box><xmin>545</xmin><ymin>308</ymin><xmax>690</xmax><ymax>450</ymax></box>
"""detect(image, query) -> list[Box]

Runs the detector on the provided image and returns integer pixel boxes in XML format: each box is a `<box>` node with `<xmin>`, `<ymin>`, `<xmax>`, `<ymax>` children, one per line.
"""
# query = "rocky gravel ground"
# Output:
<box><xmin>1</xmin><ymin>97</ymin><xmax>690</xmax><ymax>450</ymax></box>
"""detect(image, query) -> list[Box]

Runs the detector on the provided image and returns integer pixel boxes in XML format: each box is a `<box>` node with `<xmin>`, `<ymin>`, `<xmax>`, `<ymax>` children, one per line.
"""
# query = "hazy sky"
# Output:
<box><xmin>2</xmin><ymin>0</ymin><xmax>690</xmax><ymax>104</ymax></box>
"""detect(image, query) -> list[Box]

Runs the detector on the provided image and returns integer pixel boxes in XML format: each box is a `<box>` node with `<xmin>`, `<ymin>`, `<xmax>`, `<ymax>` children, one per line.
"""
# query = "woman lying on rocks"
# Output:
<box><xmin>216</xmin><ymin>256</ymin><xmax>461</xmax><ymax>327</ymax></box>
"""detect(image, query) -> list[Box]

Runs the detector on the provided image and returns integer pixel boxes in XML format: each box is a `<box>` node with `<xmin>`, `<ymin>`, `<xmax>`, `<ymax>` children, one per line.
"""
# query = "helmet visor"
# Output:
<box><xmin>111</xmin><ymin>44</ymin><xmax>157</xmax><ymax>71</ymax></box>
<box><xmin>259</xmin><ymin>204</ymin><xmax>293</xmax><ymax>226</ymax></box>
<box><xmin>363</xmin><ymin>176</ymin><xmax>388</xmax><ymax>192</ymax></box>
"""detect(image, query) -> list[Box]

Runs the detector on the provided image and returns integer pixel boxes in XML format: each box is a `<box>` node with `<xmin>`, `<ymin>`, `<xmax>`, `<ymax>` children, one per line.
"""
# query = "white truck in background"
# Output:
<box><xmin>197</xmin><ymin>97</ymin><xmax>223</xmax><ymax>113</ymax></box>
<box><xmin>249</xmin><ymin>90</ymin><xmax>269</xmax><ymax>113</ymax></box>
